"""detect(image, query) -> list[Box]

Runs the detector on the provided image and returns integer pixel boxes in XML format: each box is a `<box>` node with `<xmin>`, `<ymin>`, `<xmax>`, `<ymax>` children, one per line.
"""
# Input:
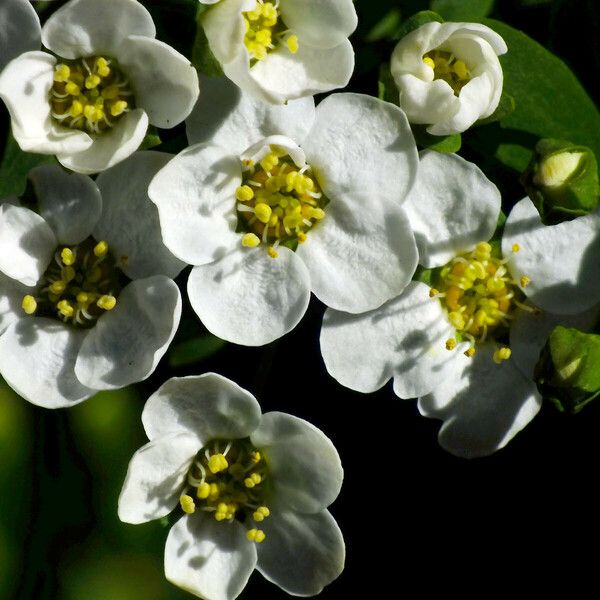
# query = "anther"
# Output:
<box><xmin>246</xmin><ymin>528</ymin><xmax>266</xmax><ymax>543</ymax></box>
<box><xmin>511</xmin><ymin>243</ymin><xmax>520</xmax><ymax>253</ymax></box>
<box><xmin>208</xmin><ymin>453</ymin><xmax>229</xmax><ymax>474</ymax></box>
<box><xmin>97</xmin><ymin>295</ymin><xmax>117</xmax><ymax>311</ymax></box>
<box><xmin>94</xmin><ymin>241</ymin><xmax>108</xmax><ymax>257</ymax></box>
<box><xmin>236</xmin><ymin>185</ymin><xmax>255</xmax><ymax>202</ymax></box>
<box><xmin>464</xmin><ymin>347</ymin><xmax>476</xmax><ymax>358</ymax></box>
<box><xmin>180</xmin><ymin>494</ymin><xmax>196</xmax><ymax>514</ymax></box>
<box><xmin>493</xmin><ymin>347</ymin><xmax>512</xmax><ymax>364</ymax></box>
<box><xmin>61</xmin><ymin>248</ymin><xmax>75</xmax><ymax>266</ymax></box>
<box><xmin>429</xmin><ymin>288</ymin><xmax>439</xmax><ymax>298</ymax></box>
<box><xmin>22</xmin><ymin>295</ymin><xmax>37</xmax><ymax>315</ymax></box>
<box><xmin>445</xmin><ymin>338</ymin><xmax>457</xmax><ymax>351</ymax></box>
<box><xmin>242</xmin><ymin>233</ymin><xmax>261</xmax><ymax>248</ymax></box>
<box><xmin>520</xmin><ymin>276</ymin><xmax>530</xmax><ymax>287</ymax></box>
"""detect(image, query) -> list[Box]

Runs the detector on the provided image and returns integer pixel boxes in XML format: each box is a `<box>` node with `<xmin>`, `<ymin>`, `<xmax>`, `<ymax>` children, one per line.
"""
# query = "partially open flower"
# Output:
<box><xmin>0</xmin><ymin>155</ymin><xmax>184</xmax><ymax>408</ymax></box>
<box><xmin>149</xmin><ymin>77</ymin><xmax>419</xmax><ymax>346</ymax></box>
<box><xmin>0</xmin><ymin>0</ymin><xmax>40</xmax><ymax>72</ymax></box>
<box><xmin>321</xmin><ymin>151</ymin><xmax>600</xmax><ymax>457</ymax></box>
<box><xmin>119</xmin><ymin>373</ymin><xmax>344</xmax><ymax>600</ymax></box>
<box><xmin>199</xmin><ymin>0</ymin><xmax>357</xmax><ymax>104</ymax></box>
<box><xmin>0</xmin><ymin>0</ymin><xmax>199</xmax><ymax>174</ymax></box>
<box><xmin>390</xmin><ymin>21</ymin><xmax>507</xmax><ymax>135</ymax></box>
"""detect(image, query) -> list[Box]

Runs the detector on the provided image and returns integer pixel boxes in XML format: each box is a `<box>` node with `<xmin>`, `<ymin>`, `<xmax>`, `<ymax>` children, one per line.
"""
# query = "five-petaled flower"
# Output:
<box><xmin>198</xmin><ymin>0</ymin><xmax>357</xmax><ymax>104</ymax></box>
<box><xmin>119</xmin><ymin>372</ymin><xmax>345</xmax><ymax>600</ymax></box>
<box><xmin>390</xmin><ymin>21</ymin><xmax>507</xmax><ymax>135</ymax></box>
<box><xmin>0</xmin><ymin>0</ymin><xmax>199</xmax><ymax>174</ymax></box>
<box><xmin>0</xmin><ymin>154</ymin><xmax>184</xmax><ymax>408</ymax></box>
<box><xmin>321</xmin><ymin>151</ymin><xmax>600</xmax><ymax>458</ymax></box>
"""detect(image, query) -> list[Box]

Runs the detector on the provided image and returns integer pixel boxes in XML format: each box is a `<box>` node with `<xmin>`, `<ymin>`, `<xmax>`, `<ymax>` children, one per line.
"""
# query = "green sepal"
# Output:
<box><xmin>412</xmin><ymin>125</ymin><xmax>461</xmax><ymax>153</ymax></box>
<box><xmin>393</xmin><ymin>11</ymin><xmax>444</xmax><ymax>41</ymax></box>
<box><xmin>536</xmin><ymin>326</ymin><xmax>600</xmax><ymax>414</ymax></box>
<box><xmin>192</xmin><ymin>4</ymin><xmax>224</xmax><ymax>77</ymax></box>
<box><xmin>138</xmin><ymin>127</ymin><xmax>162</xmax><ymax>151</ymax></box>
<box><xmin>476</xmin><ymin>92</ymin><xmax>515</xmax><ymax>126</ymax></box>
<box><xmin>168</xmin><ymin>334</ymin><xmax>227</xmax><ymax>368</ymax></box>
<box><xmin>521</xmin><ymin>138</ymin><xmax>599</xmax><ymax>224</ymax></box>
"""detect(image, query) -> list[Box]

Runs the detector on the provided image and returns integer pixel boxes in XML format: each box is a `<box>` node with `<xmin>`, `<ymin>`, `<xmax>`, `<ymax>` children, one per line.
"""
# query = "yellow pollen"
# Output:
<box><xmin>423</xmin><ymin>56</ymin><xmax>435</xmax><ymax>69</ymax></box>
<box><xmin>244</xmin><ymin>472</ymin><xmax>262</xmax><ymax>488</ymax></box>
<box><xmin>57</xmin><ymin>299</ymin><xmax>74</xmax><ymax>318</ymax></box>
<box><xmin>243</xmin><ymin>2</ymin><xmax>294</xmax><ymax>61</ymax></box>
<box><xmin>97</xmin><ymin>295</ymin><xmax>117</xmax><ymax>311</ymax></box>
<box><xmin>453</xmin><ymin>60</ymin><xmax>469</xmax><ymax>79</ymax></box>
<box><xmin>69</xmin><ymin>100</ymin><xmax>83</xmax><ymax>118</ymax></box>
<box><xmin>95</xmin><ymin>57</ymin><xmax>111</xmax><ymax>77</ymax></box>
<box><xmin>464</xmin><ymin>347</ymin><xmax>476</xmax><ymax>358</ymax></box>
<box><xmin>110</xmin><ymin>100</ymin><xmax>128</xmax><ymax>117</ymax></box>
<box><xmin>76</xmin><ymin>292</ymin><xmax>91</xmax><ymax>304</ymax></box>
<box><xmin>267</xmin><ymin>246</ymin><xmax>279</xmax><ymax>258</ymax></box>
<box><xmin>180</xmin><ymin>494</ymin><xmax>196</xmax><ymax>514</ymax></box>
<box><xmin>61</xmin><ymin>248</ymin><xmax>75</xmax><ymax>266</ymax></box>
<box><xmin>22</xmin><ymin>295</ymin><xmax>37</xmax><ymax>315</ymax></box>
<box><xmin>236</xmin><ymin>185</ymin><xmax>255</xmax><ymax>202</ymax></box>
<box><xmin>65</xmin><ymin>81</ymin><xmax>80</xmax><ymax>96</ymax></box>
<box><xmin>424</xmin><ymin>49</ymin><xmax>472</xmax><ymax>95</ymax></box>
<box><xmin>85</xmin><ymin>74</ymin><xmax>101</xmax><ymax>89</ymax></box>
<box><xmin>493</xmin><ymin>347</ymin><xmax>512</xmax><ymax>364</ymax></box>
<box><xmin>520</xmin><ymin>276</ymin><xmax>531</xmax><ymax>287</ymax></box>
<box><xmin>512</xmin><ymin>243</ymin><xmax>520</xmax><ymax>253</ymax></box>
<box><xmin>287</xmin><ymin>35</ymin><xmax>299</xmax><ymax>54</ymax></box>
<box><xmin>196</xmin><ymin>482</ymin><xmax>211</xmax><ymax>499</ymax></box>
<box><xmin>49</xmin><ymin>280</ymin><xmax>67</xmax><ymax>295</ymax></box>
<box><xmin>254</xmin><ymin>203</ymin><xmax>272</xmax><ymax>224</ymax></box>
<box><xmin>54</xmin><ymin>64</ymin><xmax>71</xmax><ymax>83</ymax></box>
<box><xmin>208</xmin><ymin>453</ymin><xmax>229</xmax><ymax>474</ymax></box>
<box><xmin>429</xmin><ymin>288</ymin><xmax>439</xmax><ymax>298</ymax></box>
<box><xmin>445</xmin><ymin>338</ymin><xmax>457</xmax><ymax>351</ymax></box>
<box><xmin>246</xmin><ymin>529</ymin><xmax>266</xmax><ymax>543</ymax></box>
<box><xmin>93</xmin><ymin>240</ymin><xmax>108</xmax><ymax>257</ymax></box>
<box><xmin>242</xmin><ymin>233</ymin><xmax>261</xmax><ymax>248</ymax></box>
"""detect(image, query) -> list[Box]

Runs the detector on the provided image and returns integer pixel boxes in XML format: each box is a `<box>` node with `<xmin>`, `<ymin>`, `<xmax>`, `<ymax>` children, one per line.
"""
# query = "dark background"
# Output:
<box><xmin>1</xmin><ymin>0</ymin><xmax>599</xmax><ymax>598</ymax></box>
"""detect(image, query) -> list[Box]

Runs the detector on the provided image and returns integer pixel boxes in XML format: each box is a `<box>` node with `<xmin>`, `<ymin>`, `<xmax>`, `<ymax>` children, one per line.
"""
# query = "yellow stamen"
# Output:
<box><xmin>512</xmin><ymin>243</ymin><xmax>520</xmax><ymax>253</ymax></box>
<box><xmin>22</xmin><ymin>295</ymin><xmax>37</xmax><ymax>315</ymax></box>
<box><xmin>93</xmin><ymin>240</ymin><xmax>108</xmax><ymax>257</ymax></box>
<box><xmin>423</xmin><ymin>56</ymin><xmax>435</xmax><ymax>69</ymax></box>
<box><xmin>180</xmin><ymin>494</ymin><xmax>196</xmax><ymax>514</ymax></box>
<box><xmin>61</xmin><ymin>248</ymin><xmax>75</xmax><ymax>266</ymax></box>
<box><xmin>208</xmin><ymin>453</ymin><xmax>229</xmax><ymax>474</ymax></box>
<box><xmin>464</xmin><ymin>347</ymin><xmax>476</xmax><ymax>358</ymax></box>
<box><xmin>429</xmin><ymin>288</ymin><xmax>439</xmax><ymax>298</ymax></box>
<box><xmin>246</xmin><ymin>528</ymin><xmax>266</xmax><ymax>543</ymax></box>
<box><xmin>236</xmin><ymin>185</ymin><xmax>255</xmax><ymax>202</ymax></box>
<box><xmin>287</xmin><ymin>35</ymin><xmax>299</xmax><ymax>54</ymax></box>
<box><xmin>445</xmin><ymin>338</ymin><xmax>457</xmax><ymax>351</ymax></box>
<box><xmin>493</xmin><ymin>347</ymin><xmax>512</xmax><ymax>364</ymax></box>
<box><xmin>242</xmin><ymin>233</ymin><xmax>261</xmax><ymax>248</ymax></box>
<box><xmin>97</xmin><ymin>295</ymin><xmax>117</xmax><ymax>311</ymax></box>
<box><xmin>520</xmin><ymin>276</ymin><xmax>531</xmax><ymax>287</ymax></box>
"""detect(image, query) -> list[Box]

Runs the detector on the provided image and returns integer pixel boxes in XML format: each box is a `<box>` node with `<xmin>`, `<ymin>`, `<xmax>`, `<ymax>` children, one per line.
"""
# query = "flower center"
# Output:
<box><xmin>21</xmin><ymin>238</ymin><xmax>123</xmax><ymax>328</ymax></box>
<box><xmin>180</xmin><ymin>438</ymin><xmax>271</xmax><ymax>544</ymax></box>
<box><xmin>430</xmin><ymin>242</ymin><xmax>533</xmax><ymax>362</ymax></box>
<box><xmin>235</xmin><ymin>145</ymin><xmax>327</xmax><ymax>258</ymax></box>
<box><xmin>243</xmin><ymin>1</ymin><xmax>298</xmax><ymax>62</ymax></box>
<box><xmin>423</xmin><ymin>50</ymin><xmax>471</xmax><ymax>96</ymax></box>
<box><xmin>50</xmin><ymin>56</ymin><xmax>134</xmax><ymax>134</ymax></box>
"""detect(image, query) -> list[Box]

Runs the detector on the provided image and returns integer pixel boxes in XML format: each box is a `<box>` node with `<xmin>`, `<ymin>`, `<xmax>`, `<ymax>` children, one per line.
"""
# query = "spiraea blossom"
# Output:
<box><xmin>119</xmin><ymin>373</ymin><xmax>344</xmax><ymax>600</ymax></box>
<box><xmin>321</xmin><ymin>151</ymin><xmax>600</xmax><ymax>458</ymax></box>
<box><xmin>390</xmin><ymin>22</ymin><xmax>507</xmax><ymax>135</ymax></box>
<box><xmin>149</xmin><ymin>77</ymin><xmax>419</xmax><ymax>346</ymax></box>
<box><xmin>0</xmin><ymin>0</ymin><xmax>40</xmax><ymax>71</ymax></box>
<box><xmin>0</xmin><ymin>154</ymin><xmax>184</xmax><ymax>408</ymax></box>
<box><xmin>199</xmin><ymin>0</ymin><xmax>357</xmax><ymax>104</ymax></box>
<box><xmin>0</xmin><ymin>0</ymin><xmax>199</xmax><ymax>174</ymax></box>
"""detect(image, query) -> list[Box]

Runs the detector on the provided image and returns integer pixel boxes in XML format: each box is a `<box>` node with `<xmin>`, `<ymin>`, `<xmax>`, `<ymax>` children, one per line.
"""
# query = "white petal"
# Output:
<box><xmin>279</xmin><ymin>0</ymin><xmax>357</xmax><ymax>49</ymax></box>
<box><xmin>0</xmin><ymin>204</ymin><xmax>56</xmax><ymax>287</ymax></box>
<box><xmin>142</xmin><ymin>373</ymin><xmax>262</xmax><ymax>443</ymax></box>
<box><xmin>510</xmin><ymin>306</ymin><xmax>600</xmax><ymax>379</ymax></box>
<box><xmin>148</xmin><ymin>143</ymin><xmax>241</xmax><ymax>266</ymax></box>
<box><xmin>0</xmin><ymin>0</ymin><xmax>41</xmax><ymax>71</ymax></box>
<box><xmin>41</xmin><ymin>0</ymin><xmax>156</xmax><ymax>58</ymax></box>
<box><xmin>256</xmin><ymin>510</ymin><xmax>344</xmax><ymax>596</ymax></box>
<box><xmin>502</xmin><ymin>198</ymin><xmax>600</xmax><ymax>314</ymax></box>
<box><xmin>241</xmin><ymin>134</ymin><xmax>305</xmax><ymax>170</ymax></box>
<box><xmin>94</xmin><ymin>152</ymin><xmax>185</xmax><ymax>280</ymax></box>
<box><xmin>202</xmin><ymin>0</ymin><xmax>251</xmax><ymax>66</ymax></box>
<box><xmin>251</xmin><ymin>412</ymin><xmax>342</xmax><ymax>513</ymax></box>
<box><xmin>165</xmin><ymin>513</ymin><xmax>257</xmax><ymax>600</ymax></box>
<box><xmin>74</xmin><ymin>276</ymin><xmax>181</xmax><ymax>389</ymax></box>
<box><xmin>118</xmin><ymin>36</ymin><xmax>199</xmax><ymax>129</ymax></box>
<box><xmin>303</xmin><ymin>93</ymin><xmax>418</xmax><ymax>206</ymax></box>
<box><xmin>0</xmin><ymin>52</ymin><xmax>93</xmax><ymax>155</ymax></box>
<box><xmin>186</xmin><ymin>75</ymin><xmax>315</xmax><ymax>152</ymax></box>
<box><xmin>0</xmin><ymin>318</ymin><xmax>94</xmax><ymax>408</ymax></box>
<box><xmin>0</xmin><ymin>272</ymin><xmax>28</xmax><ymax>335</ymax></box>
<box><xmin>320</xmin><ymin>281</ymin><xmax>467</xmax><ymax>397</ymax></box>
<box><xmin>118</xmin><ymin>432</ymin><xmax>199</xmax><ymax>524</ymax></box>
<box><xmin>29</xmin><ymin>165</ymin><xmax>102</xmax><ymax>245</ymax></box>
<box><xmin>57</xmin><ymin>108</ymin><xmax>149</xmax><ymax>175</ymax></box>
<box><xmin>187</xmin><ymin>247</ymin><xmax>310</xmax><ymax>346</ymax></box>
<box><xmin>418</xmin><ymin>344</ymin><xmax>542</xmax><ymax>458</ymax></box>
<box><xmin>403</xmin><ymin>151</ymin><xmax>501</xmax><ymax>268</ymax></box>
<box><xmin>248</xmin><ymin>38</ymin><xmax>355</xmax><ymax>103</ymax></box>
<box><xmin>297</xmin><ymin>198</ymin><xmax>417</xmax><ymax>313</ymax></box>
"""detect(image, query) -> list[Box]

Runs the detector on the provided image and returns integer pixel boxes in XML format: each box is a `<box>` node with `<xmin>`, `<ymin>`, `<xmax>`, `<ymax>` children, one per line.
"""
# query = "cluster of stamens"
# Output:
<box><xmin>423</xmin><ymin>50</ymin><xmax>471</xmax><ymax>96</ymax></box>
<box><xmin>179</xmin><ymin>439</ymin><xmax>271</xmax><ymax>544</ymax></box>
<box><xmin>50</xmin><ymin>56</ymin><xmax>134</xmax><ymax>134</ymax></box>
<box><xmin>236</xmin><ymin>146</ymin><xmax>326</xmax><ymax>258</ymax></box>
<box><xmin>21</xmin><ymin>239</ymin><xmax>121</xmax><ymax>328</ymax></box>
<box><xmin>243</xmin><ymin>1</ymin><xmax>298</xmax><ymax>62</ymax></box>
<box><xmin>430</xmin><ymin>242</ymin><xmax>534</xmax><ymax>363</ymax></box>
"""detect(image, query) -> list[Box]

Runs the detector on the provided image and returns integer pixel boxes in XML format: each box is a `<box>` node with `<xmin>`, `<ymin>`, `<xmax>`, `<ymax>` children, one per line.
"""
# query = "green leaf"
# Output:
<box><xmin>192</xmin><ymin>5</ymin><xmax>224</xmax><ymax>77</ymax></box>
<box><xmin>365</xmin><ymin>8</ymin><xmax>402</xmax><ymax>41</ymax></box>
<box><xmin>476</xmin><ymin>19</ymin><xmax>600</xmax><ymax>172</ymax></box>
<box><xmin>536</xmin><ymin>326</ymin><xmax>600</xmax><ymax>414</ymax></box>
<box><xmin>394</xmin><ymin>10</ymin><xmax>443</xmax><ymax>41</ymax></box>
<box><xmin>168</xmin><ymin>335</ymin><xmax>227</xmax><ymax>368</ymax></box>
<box><xmin>476</xmin><ymin>92</ymin><xmax>515</xmax><ymax>126</ymax></box>
<box><xmin>412</xmin><ymin>126</ymin><xmax>461</xmax><ymax>153</ymax></box>
<box><xmin>0</xmin><ymin>133</ymin><xmax>57</xmax><ymax>199</ymax></box>
<box><xmin>430</xmin><ymin>0</ymin><xmax>494</xmax><ymax>21</ymax></box>
<box><xmin>378</xmin><ymin>63</ymin><xmax>398</xmax><ymax>105</ymax></box>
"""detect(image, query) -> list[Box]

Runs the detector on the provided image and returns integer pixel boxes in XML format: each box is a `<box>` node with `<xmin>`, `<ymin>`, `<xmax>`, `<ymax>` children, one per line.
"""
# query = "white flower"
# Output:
<box><xmin>199</xmin><ymin>0</ymin><xmax>357</xmax><ymax>104</ymax></box>
<box><xmin>0</xmin><ymin>0</ymin><xmax>40</xmax><ymax>72</ymax></box>
<box><xmin>0</xmin><ymin>0</ymin><xmax>199</xmax><ymax>174</ymax></box>
<box><xmin>390</xmin><ymin>22</ymin><xmax>507</xmax><ymax>135</ymax></box>
<box><xmin>149</xmin><ymin>77</ymin><xmax>419</xmax><ymax>346</ymax></box>
<box><xmin>119</xmin><ymin>372</ymin><xmax>344</xmax><ymax>600</ymax></box>
<box><xmin>321</xmin><ymin>150</ymin><xmax>600</xmax><ymax>458</ymax></box>
<box><xmin>0</xmin><ymin>153</ymin><xmax>185</xmax><ymax>408</ymax></box>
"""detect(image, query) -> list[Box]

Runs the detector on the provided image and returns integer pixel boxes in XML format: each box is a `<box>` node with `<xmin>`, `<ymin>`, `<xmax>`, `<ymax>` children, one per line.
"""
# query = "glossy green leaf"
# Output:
<box><xmin>168</xmin><ymin>335</ymin><xmax>227</xmax><ymax>368</ymax></box>
<box><xmin>430</xmin><ymin>0</ymin><xmax>494</xmax><ymax>21</ymax></box>
<box><xmin>476</xmin><ymin>92</ymin><xmax>515</xmax><ymax>126</ymax></box>
<box><xmin>412</xmin><ymin>126</ymin><xmax>462</xmax><ymax>153</ymax></box>
<box><xmin>477</xmin><ymin>19</ymin><xmax>600</xmax><ymax>172</ymax></box>
<box><xmin>0</xmin><ymin>133</ymin><xmax>56</xmax><ymax>199</ymax></box>
<box><xmin>366</xmin><ymin>8</ymin><xmax>402</xmax><ymax>41</ymax></box>
<box><xmin>394</xmin><ymin>10</ymin><xmax>443</xmax><ymax>40</ymax></box>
